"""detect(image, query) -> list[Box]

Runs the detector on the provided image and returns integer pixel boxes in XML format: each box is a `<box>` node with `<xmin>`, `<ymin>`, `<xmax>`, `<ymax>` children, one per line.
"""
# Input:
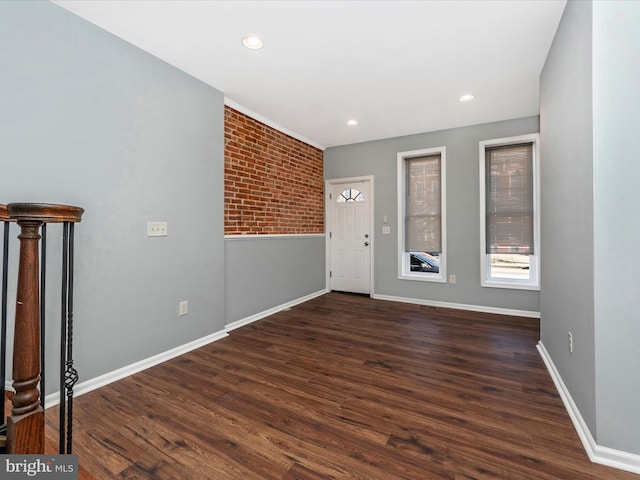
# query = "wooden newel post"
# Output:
<box><xmin>7</xmin><ymin>218</ymin><xmax>44</xmax><ymax>453</ymax></box>
<box><xmin>5</xmin><ymin>203</ymin><xmax>84</xmax><ymax>454</ymax></box>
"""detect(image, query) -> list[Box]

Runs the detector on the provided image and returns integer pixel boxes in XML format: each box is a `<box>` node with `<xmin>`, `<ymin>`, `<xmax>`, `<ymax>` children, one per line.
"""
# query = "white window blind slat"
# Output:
<box><xmin>485</xmin><ymin>143</ymin><xmax>534</xmax><ymax>254</ymax></box>
<box><xmin>406</xmin><ymin>154</ymin><xmax>441</xmax><ymax>253</ymax></box>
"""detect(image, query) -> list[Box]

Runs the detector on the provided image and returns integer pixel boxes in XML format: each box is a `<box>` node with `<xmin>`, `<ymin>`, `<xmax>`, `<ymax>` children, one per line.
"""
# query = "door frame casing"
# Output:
<box><xmin>325</xmin><ymin>176</ymin><xmax>375</xmax><ymax>296</ymax></box>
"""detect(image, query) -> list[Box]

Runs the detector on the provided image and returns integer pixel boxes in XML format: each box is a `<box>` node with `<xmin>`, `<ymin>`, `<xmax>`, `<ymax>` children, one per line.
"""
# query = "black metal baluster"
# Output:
<box><xmin>64</xmin><ymin>222</ymin><xmax>78</xmax><ymax>454</ymax></box>
<box><xmin>40</xmin><ymin>224</ymin><xmax>46</xmax><ymax>409</ymax></box>
<box><xmin>1</xmin><ymin>219</ymin><xmax>9</xmax><ymax>429</ymax></box>
<box><xmin>59</xmin><ymin>222</ymin><xmax>68</xmax><ymax>454</ymax></box>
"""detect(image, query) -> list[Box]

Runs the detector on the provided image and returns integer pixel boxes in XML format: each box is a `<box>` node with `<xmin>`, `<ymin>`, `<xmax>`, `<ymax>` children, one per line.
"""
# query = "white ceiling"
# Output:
<box><xmin>53</xmin><ymin>0</ymin><xmax>566</xmax><ymax>149</ymax></box>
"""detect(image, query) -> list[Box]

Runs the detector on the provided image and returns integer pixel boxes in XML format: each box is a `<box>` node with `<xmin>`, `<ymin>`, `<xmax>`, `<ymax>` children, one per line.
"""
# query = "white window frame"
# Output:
<box><xmin>479</xmin><ymin>133</ymin><xmax>540</xmax><ymax>290</ymax></box>
<box><xmin>397</xmin><ymin>146</ymin><xmax>447</xmax><ymax>283</ymax></box>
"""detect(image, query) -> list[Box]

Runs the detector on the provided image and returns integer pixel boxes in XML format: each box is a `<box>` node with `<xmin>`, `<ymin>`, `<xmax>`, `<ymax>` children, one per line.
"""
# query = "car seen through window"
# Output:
<box><xmin>410</xmin><ymin>252</ymin><xmax>440</xmax><ymax>273</ymax></box>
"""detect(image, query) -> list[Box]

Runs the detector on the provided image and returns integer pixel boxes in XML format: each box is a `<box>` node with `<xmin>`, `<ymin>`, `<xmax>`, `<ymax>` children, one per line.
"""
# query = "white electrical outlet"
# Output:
<box><xmin>179</xmin><ymin>301</ymin><xmax>188</xmax><ymax>316</ymax></box>
<box><xmin>147</xmin><ymin>221</ymin><xmax>168</xmax><ymax>237</ymax></box>
<box><xmin>568</xmin><ymin>332</ymin><xmax>573</xmax><ymax>353</ymax></box>
<box><xmin>449</xmin><ymin>274</ymin><xmax>456</xmax><ymax>284</ymax></box>
<box><xmin>382</xmin><ymin>226</ymin><xmax>391</xmax><ymax>234</ymax></box>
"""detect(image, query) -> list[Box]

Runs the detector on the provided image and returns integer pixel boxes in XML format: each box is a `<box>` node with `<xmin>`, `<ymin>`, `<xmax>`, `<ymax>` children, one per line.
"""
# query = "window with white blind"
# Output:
<box><xmin>479</xmin><ymin>134</ymin><xmax>540</xmax><ymax>289</ymax></box>
<box><xmin>397</xmin><ymin>147</ymin><xmax>446</xmax><ymax>282</ymax></box>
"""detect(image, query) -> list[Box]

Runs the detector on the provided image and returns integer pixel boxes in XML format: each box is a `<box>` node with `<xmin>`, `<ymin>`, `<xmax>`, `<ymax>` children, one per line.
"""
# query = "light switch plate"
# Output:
<box><xmin>382</xmin><ymin>226</ymin><xmax>391</xmax><ymax>234</ymax></box>
<box><xmin>147</xmin><ymin>221</ymin><xmax>168</xmax><ymax>237</ymax></box>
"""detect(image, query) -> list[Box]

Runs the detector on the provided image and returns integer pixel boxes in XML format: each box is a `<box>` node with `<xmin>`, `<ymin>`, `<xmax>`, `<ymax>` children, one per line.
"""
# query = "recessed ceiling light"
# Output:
<box><xmin>346</xmin><ymin>119</ymin><xmax>358</xmax><ymax>126</ymax></box>
<box><xmin>459</xmin><ymin>94</ymin><xmax>475</xmax><ymax>102</ymax></box>
<box><xmin>242</xmin><ymin>35</ymin><xmax>263</xmax><ymax>50</ymax></box>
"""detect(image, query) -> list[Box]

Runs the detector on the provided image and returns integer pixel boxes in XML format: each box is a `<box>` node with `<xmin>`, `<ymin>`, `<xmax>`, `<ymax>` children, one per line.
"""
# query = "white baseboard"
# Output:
<box><xmin>44</xmin><ymin>329</ymin><xmax>229</xmax><ymax>408</ymax></box>
<box><xmin>537</xmin><ymin>341</ymin><xmax>640</xmax><ymax>475</ymax></box>
<box><xmin>40</xmin><ymin>289</ymin><xmax>328</xmax><ymax>407</ymax></box>
<box><xmin>225</xmin><ymin>288</ymin><xmax>328</xmax><ymax>333</ymax></box>
<box><xmin>372</xmin><ymin>293</ymin><xmax>540</xmax><ymax>318</ymax></box>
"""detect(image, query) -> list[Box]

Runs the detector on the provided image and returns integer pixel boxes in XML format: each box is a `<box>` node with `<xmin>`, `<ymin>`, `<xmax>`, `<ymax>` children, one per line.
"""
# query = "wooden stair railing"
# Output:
<box><xmin>0</xmin><ymin>203</ymin><xmax>83</xmax><ymax>454</ymax></box>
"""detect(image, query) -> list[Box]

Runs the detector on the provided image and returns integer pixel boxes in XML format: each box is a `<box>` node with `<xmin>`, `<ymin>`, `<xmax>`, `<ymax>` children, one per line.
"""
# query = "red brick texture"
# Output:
<box><xmin>224</xmin><ymin>106</ymin><xmax>324</xmax><ymax>235</ymax></box>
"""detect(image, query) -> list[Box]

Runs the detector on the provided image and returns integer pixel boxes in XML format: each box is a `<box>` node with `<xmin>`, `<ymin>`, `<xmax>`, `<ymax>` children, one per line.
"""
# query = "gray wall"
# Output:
<box><xmin>592</xmin><ymin>0</ymin><xmax>640</xmax><ymax>454</ymax></box>
<box><xmin>324</xmin><ymin>117</ymin><xmax>540</xmax><ymax>314</ymax></box>
<box><xmin>539</xmin><ymin>0</ymin><xmax>596</xmax><ymax>433</ymax></box>
<box><xmin>541</xmin><ymin>0</ymin><xmax>640</xmax><ymax>455</ymax></box>
<box><xmin>1</xmin><ymin>1</ymin><xmax>225</xmax><ymax>391</ymax></box>
<box><xmin>225</xmin><ymin>236</ymin><xmax>326</xmax><ymax>324</ymax></box>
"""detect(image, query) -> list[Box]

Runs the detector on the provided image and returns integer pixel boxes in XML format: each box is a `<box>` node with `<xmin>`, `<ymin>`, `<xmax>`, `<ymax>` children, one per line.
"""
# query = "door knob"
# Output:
<box><xmin>364</xmin><ymin>242</ymin><xmax>369</xmax><ymax>246</ymax></box>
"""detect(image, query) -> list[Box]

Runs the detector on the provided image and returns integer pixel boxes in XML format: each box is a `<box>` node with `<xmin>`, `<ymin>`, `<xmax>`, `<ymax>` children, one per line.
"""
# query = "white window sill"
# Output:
<box><xmin>481</xmin><ymin>279</ymin><xmax>540</xmax><ymax>291</ymax></box>
<box><xmin>399</xmin><ymin>273</ymin><xmax>447</xmax><ymax>283</ymax></box>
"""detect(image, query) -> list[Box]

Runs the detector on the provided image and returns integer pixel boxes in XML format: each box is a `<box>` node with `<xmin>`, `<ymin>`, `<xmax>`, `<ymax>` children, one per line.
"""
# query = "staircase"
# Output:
<box><xmin>1</xmin><ymin>203</ymin><xmax>83</xmax><ymax>454</ymax></box>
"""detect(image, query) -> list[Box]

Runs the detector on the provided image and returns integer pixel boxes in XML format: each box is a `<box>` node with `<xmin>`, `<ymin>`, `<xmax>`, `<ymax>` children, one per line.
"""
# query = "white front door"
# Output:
<box><xmin>330</xmin><ymin>181</ymin><xmax>371</xmax><ymax>294</ymax></box>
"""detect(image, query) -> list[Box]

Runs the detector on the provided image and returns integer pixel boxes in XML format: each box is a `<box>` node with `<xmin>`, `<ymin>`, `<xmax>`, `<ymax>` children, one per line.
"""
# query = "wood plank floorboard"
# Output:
<box><xmin>44</xmin><ymin>292</ymin><xmax>637</xmax><ymax>479</ymax></box>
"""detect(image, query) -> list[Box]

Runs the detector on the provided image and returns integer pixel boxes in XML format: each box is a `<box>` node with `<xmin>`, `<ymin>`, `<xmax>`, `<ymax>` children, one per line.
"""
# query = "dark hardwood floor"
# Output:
<box><xmin>45</xmin><ymin>292</ymin><xmax>638</xmax><ymax>479</ymax></box>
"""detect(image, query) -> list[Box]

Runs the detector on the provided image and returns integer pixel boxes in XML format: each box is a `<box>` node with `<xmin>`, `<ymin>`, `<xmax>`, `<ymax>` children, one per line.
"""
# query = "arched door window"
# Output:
<box><xmin>337</xmin><ymin>188</ymin><xmax>364</xmax><ymax>203</ymax></box>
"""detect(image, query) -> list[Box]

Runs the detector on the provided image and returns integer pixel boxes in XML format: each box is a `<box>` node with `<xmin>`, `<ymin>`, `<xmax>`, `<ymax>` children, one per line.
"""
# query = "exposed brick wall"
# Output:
<box><xmin>224</xmin><ymin>106</ymin><xmax>324</xmax><ymax>235</ymax></box>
